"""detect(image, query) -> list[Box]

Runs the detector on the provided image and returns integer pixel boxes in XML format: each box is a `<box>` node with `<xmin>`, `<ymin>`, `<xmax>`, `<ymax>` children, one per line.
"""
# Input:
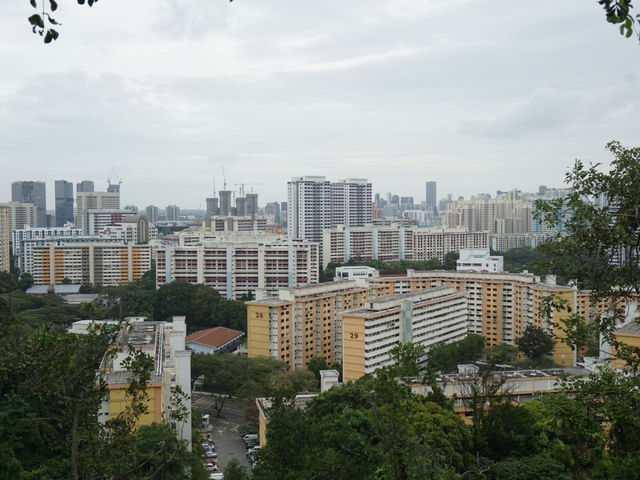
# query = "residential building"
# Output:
<box><xmin>186</xmin><ymin>327</ymin><xmax>245</xmax><ymax>354</ymax></box>
<box><xmin>155</xmin><ymin>229</ymin><xmax>319</xmax><ymax>300</ymax></box>
<box><xmin>97</xmin><ymin>317</ymin><xmax>192</xmax><ymax>449</ymax></box>
<box><xmin>145</xmin><ymin>205</ymin><xmax>159</xmax><ymax>224</ymax></box>
<box><xmin>76</xmin><ymin>191</ymin><xmax>120</xmax><ymax>229</ymax></box>
<box><xmin>30</xmin><ymin>242</ymin><xmax>151</xmax><ymax>286</ymax></box>
<box><xmin>341</xmin><ymin>287</ymin><xmax>468</xmax><ymax>381</ymax></box>
<box><xmin>248</xmin><ymin>270</ymin><xmax>584</xmax><ymax>372</ymax></box>
<box><xmin>247</xmin><ymin>280</ymin><xmax>371</xmax><ymax>369</ymax></box>
<box><xmin>165</xmin><ymin>205</ymin><xmax>180</xmax><ymax>221</ymax></box>
<box><xmin>490</xmin><ymin>233</ymin><xmax>550</xmax><ymax>252</ymax></box>
<box><xmin>456</xmin><ymin>248</ymin><xmax>503</xmax><ymax>273</ymax></box>
<box><xmin>367</xmin><ymin>270</ymin><xmax>579</xmax><ymax>366</ymax></box>
<box><xmin>0</xmin><ymin>202</ymin><xmax>37</xmax><ymax>232</ymax></box>
<box><xmin>0</xmin><ymin>206</ymin><xmax>9</xmax><ymax>272</ymax></box>
<box><xmin>322</xmin><ymin>224</ymin><xmax>488</xmax><ymax>268</ymax></box>
<box><xmin>12</xmin><ymin>180</ymin><xmax>46</xmax><ymax>227</ymax></box>
<box><xmin>99</xmin><ymin>216</ymin><xmax>155</xmax><ymax>244</ymax></box>
<box><xmin>81</xmin><ymin>209</ymin><xmax>138</xmax><ymax>236</ymax></box>
<box><xmin>287</xmin><ymin>176</ymin><xmax>372</xmax><ymax>248</ymax></box>
<box><xmin>203</xmin><ymin>216</ymin><xmax>267</xmax><ymax>232</ymax></box>
<box><xmin>54</xmin><ymin>180</ymin><xmax>74</xmax><ymax>227</ymax></box>
<box><xmin>11</xmin><ymin>225</ymin><xmax>82</xmax><ymax>270</ymax></box>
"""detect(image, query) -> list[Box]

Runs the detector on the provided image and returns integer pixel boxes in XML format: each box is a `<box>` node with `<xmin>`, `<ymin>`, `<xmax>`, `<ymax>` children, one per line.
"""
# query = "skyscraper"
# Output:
<box><xmin>12</xmin><ymin>181</ymin><xmax>46</xmax><ymax>227</ymax></box>
<box><xmin>426</xmin><ymin>181</ymin><xmax>437</xmax><ymax>214</ymax></box>
<box><xmin>54</xmin><ymin>180</ymin><xmax>74</xmax><ymax>227</ymax></box>
<box><xmin>76</xmin><ymin>180</ymin><xmax>95</xmax><ymax>193</ymax></box>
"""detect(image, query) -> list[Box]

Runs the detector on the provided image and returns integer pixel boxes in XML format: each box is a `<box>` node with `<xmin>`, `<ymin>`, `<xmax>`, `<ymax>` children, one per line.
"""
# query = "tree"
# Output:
<box><xmin>535</xmin><ymin>141</ymin><xmax>640</xmax><ymax>363</ymax></box>
<box><xmin>224</xmin><ymin>458</ymin><xmax>251</xmax><ymax>480</ymax></box>
<box><xmin>598</xmin><ymin>0</ymin><xmax>640</xmax><ymax>41</ymax></box>
<box><xmin>307</xmin><ymin>356</ymin><xmax>328</xmax><ymax>385</ymax></box>
<box><xmin>516</xmin><ymin>325</ymin><xmax>554</xmax><ymax>363</ymax></box>
<box><xmin>427</xmin><ymin>334</ymin><xmax>485</xmax><ymax>373</ymax></box>
<box><xmin>26</xmin><ymin>0</ymin><xmax>99</xmax><ymax>44</ymax></box>
<box><xmin>535</xmin><ymin>141</ymin><xmax>640</xmax><ymax>474</ymax></box>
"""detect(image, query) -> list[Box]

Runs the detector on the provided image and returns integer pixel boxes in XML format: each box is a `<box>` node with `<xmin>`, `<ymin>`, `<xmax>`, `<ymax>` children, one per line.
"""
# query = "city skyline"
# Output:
<box><xmin>1</xmin><ymin>2</ymin><xmax>639</xmax><ymax>208</ymax></box>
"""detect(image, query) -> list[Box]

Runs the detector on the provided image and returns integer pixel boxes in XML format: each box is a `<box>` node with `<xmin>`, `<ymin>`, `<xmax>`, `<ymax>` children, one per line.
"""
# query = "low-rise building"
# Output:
<box><xmin>97</xmin><ymin>317</ymin><xmax>192</xmax><ymax>449</ymax></box>
<box><xmin>186</xmin><ymin>327</ymin><xmax>245</xmax><ymax>354</ymax></box>
<box><xmin>456</xmin><ymin>248</ymin><xmax>503</xmax><ymax>273</ymax></box>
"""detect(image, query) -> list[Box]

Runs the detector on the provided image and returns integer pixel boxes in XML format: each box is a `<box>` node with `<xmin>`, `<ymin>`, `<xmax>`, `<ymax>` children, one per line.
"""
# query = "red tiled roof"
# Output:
<box><xmin>186</xmin><ymin>327</ymin><xmax>244</xmax><ymax>349</ymax></box>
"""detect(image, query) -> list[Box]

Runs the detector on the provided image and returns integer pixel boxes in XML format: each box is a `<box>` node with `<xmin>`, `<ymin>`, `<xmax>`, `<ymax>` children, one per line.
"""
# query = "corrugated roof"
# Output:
<box><xmin>186</xmin><ymin>327</ymin><xmax>244</xmax><ymax>348</ymax></box>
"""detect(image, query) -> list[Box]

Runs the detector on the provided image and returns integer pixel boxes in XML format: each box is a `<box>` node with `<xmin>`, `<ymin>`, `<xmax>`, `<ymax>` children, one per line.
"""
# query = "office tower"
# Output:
<box><xmin>264</xmin><ymin>202</ymin><xmax>281</xmax><ymax>224</ymax></box>
<box><xmin>77</xmin><ymin>180</ymin><xmax>95</xmax><ymax>193</ymax></box>
<box><xmin>426</xmin><ymin>181</ymin><xmax>437</xmax><ymax>214</ymax></box>
<box><xmin>12</xmin><ymin>181</ymin><xmax>46</xmax><ymax>227</ymax></box>
<box><xmin>54</xmin><ymin>180</ymin><xmax>74</xmax><ymax>227</ymax></box>
<box><xmin>145</xmin><ymin>205</ymin><xmax>159</xmax><ymax>224</ymax></box>
<box><xmin>76</xmin><ymin>191</ymin><xmax>120</xmax><ymax>229</ymax></box>
<box><xmin>165</xmin><ymin>205</ymin><xmax>180</xmax><ymax>221</ymax></box>
<box><xmin>235</xmin><ymin>197</ymin><xmax>246</xmax><ymax>216</ymax></box>
<box><xmin>124</xmin><ymin>205</ymin><xmax>138</xmax><ymax>213</ymax></box>
<box><xmin>205</xmin><ymin>198</ymin><xmax>219</xmax><ymax>217</ymax></box>
<box><xmin>218</xmin><ymin>191</ymin><xmax>232</xmax><ymax>216</ymax></box>
<box><xmin>245</xmin><ymin>193</ymin><xmax>258</xmax><ymax>217</ymax></box>
<box><xmin>0</xmin><ymin>206</ymin><xmax>9</xmax><ymax>272</ymax></box>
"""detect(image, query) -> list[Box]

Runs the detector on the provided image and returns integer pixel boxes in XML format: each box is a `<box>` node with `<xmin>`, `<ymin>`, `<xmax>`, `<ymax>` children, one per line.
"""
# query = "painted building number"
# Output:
<box><xmin>255</xmin><ymin>312</ymin><xmax>264</xmax><ymax>319</ymax></box>
<box><xmin>349</xmin><ymin>332</ymin><xmax>359</xmax><ymax>339</ymax></box>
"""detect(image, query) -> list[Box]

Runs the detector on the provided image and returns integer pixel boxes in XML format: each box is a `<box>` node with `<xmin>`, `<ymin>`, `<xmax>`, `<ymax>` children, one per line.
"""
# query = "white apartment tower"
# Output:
<box><xmin>288</xmin><ymin>176</ymin><xmax>372</xmax><ymax>247</ymax></box>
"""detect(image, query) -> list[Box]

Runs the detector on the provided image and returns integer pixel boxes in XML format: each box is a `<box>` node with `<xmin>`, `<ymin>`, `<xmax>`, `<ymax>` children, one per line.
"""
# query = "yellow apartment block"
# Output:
<box><xmin>611</xmin><ymin>320</ymin><xmax>640</xmax><ymax>369</ymax></box>
<box><xmin>248</xmin><ymin>270</ymin><xmax>584</xmax><ymax>372</ymax></box>
<box><xmin>341</xmin><ymin>287</ymin><xmax>468</xmax><ymax>382</ymax></box>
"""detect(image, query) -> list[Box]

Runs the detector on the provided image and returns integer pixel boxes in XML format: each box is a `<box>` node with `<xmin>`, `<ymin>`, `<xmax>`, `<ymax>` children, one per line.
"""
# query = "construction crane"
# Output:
<box><xmin>107</xmin><ymin>166</ymin><xmax>122</xmax><ymax>193</ymax></box>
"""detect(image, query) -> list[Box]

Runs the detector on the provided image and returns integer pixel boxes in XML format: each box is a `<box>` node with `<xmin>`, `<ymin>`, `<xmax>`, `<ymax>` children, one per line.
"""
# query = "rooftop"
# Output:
<box><xmin>186</xmin><ymin>327</ymin><xmax>244</xmax><ymax>348</ymax></box>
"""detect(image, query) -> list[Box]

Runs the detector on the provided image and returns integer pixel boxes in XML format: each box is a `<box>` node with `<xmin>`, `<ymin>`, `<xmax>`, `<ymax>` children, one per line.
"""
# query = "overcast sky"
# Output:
<box><xmin>1</xmin><ymin>1</ymin><xmax>639</xmax><ymax>210</ymax></box>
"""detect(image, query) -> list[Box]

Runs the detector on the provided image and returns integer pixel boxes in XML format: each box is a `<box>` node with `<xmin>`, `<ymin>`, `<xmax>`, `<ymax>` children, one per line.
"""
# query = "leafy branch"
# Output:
<box><xmin>27</xmin><ymin>0</ymin><xmax>99</xmax><ymax>44</ymax></box>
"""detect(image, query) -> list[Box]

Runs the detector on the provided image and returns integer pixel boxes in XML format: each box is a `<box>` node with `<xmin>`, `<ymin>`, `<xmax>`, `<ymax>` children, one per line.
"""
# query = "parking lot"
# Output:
<box><xmin>195</xmin><ymin>395</ymin><xmax>252</xmax><ymax>473</ymax></box>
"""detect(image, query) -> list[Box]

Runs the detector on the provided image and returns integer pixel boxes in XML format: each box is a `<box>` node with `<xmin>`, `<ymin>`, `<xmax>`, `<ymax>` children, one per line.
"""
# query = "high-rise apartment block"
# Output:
<box><xmin>0</xmin><ymin>202</ymin><xmax>37</xmax><ymax>232</ymax></box>
<box><xmin>341</xmin><ymin>287</ymin><xmax>467</xmax><ymax>381</ymax></box>
<box><xmin>247</xmin><ymin>270</ymin><xmax>581</xmax><ymax>378</ymax></box>
<box><xmin>322</xmin><ymin>225</ymin><xmax>488</xmax><ymax>268</ymax></box>
<box><xmin>76</xmin><ymin>191</ymin><xmax>120</xmax><ymax>228</ymax></box>
<box><xmin>165</xmin><ymin>205</ymin><xmax>180</xmax><ymax>221</ymax></box>
<box><xmin>30</xmin><ymin>242</ymin><xmax>151</xmax><ymax>286</ymax></box>
<box><xmin>145</xmin><ymin>205</ymin><xmax>159</xmax><ymax>224</ymax></box>
<box><xmin>0</xmin><ymin>206</ymin><xmax>10</xmax><ymax>272</ymax></box>
<box><xmin>287</xmin><ymin>177</ymin><xmax>372</xmax><ymax>247</ymax></box>
<box><xmin>12</xmin><ymin>181</ymin><xmax>46</xmax><ymax>227</ymax></box>
<box><xmin>156</xmin><ymin>229</ymin><xmax>319</xmax><ymax>300</ymax></box>
<box><xmin>54</xmin><ymin>180</ymin><xmax>74</xmax><ymax>227</ymax></box>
